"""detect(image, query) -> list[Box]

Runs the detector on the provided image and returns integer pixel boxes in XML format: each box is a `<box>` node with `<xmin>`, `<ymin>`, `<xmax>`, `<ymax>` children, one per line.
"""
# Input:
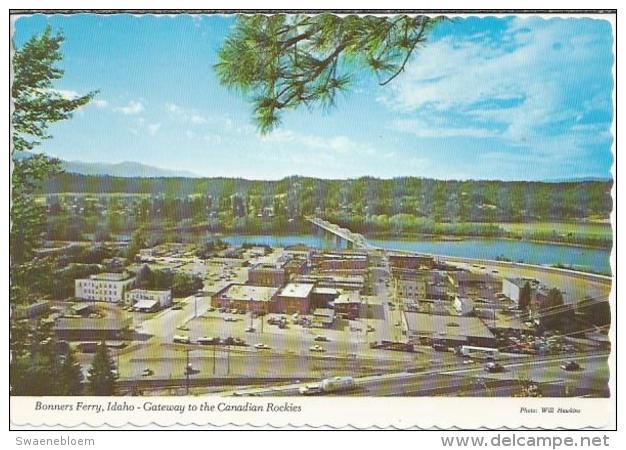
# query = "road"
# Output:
<box><xmin>218</xmin><ymin>352</ymin><xmax>609</xmax><ymax>397</ymax></box>
<box><xmin>138</xmin><ymin>295</ymin><xmax>212</xmax><ymax>343</ymax></box>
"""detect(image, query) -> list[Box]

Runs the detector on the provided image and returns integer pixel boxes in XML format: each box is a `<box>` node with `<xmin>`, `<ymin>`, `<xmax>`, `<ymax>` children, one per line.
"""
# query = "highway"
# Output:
<box><xmin>217</xmin><ymin>352</ymin><xmax>609</xmax><ymax>397</ymax></box>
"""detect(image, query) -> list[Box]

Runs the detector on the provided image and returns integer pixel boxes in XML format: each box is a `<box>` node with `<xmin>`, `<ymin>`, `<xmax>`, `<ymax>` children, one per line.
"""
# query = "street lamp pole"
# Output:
<box><xmin>185</xmin><ymin>348</ymin><xmax>190</xmax><ymax>395</ymax></box>
<box><xmin>227</xmin><ymin>344</ymin><xmax>230</xmax><ymax>375</ymax></box>
<box><xmin>213</xmin><ymin>343</ymin><xmax>216</xmax><ymax>374</ymax></box>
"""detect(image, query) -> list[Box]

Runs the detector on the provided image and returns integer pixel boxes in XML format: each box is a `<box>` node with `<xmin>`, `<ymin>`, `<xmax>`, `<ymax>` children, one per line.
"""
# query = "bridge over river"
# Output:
<box><xmin>306</xmin><ymin>217</ymin><xmax>372</xmax><ymax>249</ymax></box>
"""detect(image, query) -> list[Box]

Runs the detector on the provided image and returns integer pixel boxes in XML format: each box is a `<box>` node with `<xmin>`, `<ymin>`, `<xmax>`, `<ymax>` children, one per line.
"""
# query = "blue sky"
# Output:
<box><xmin>13</xmin><ymin>14</ymin><xmax>614</xmax><ymax>180</ymax></box>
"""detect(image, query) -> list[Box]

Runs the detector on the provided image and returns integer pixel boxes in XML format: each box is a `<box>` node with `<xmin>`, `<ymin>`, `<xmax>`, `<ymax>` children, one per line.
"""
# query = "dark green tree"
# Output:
<box><xmin>87</xmin><ymin>341</ymin><xmax>116</xmax><ymax>395</ymax></box>
<box><xmin>126</xmin><ymin>226</ymin><xmax>148</xmax><ymax>261</ymax></box>
<box><xmin>10</xmin><ymin>352</ymin><xmax>54</xmax><ymax>396</ymax></box>
<box><xmin>171</xmin><ymin>273</ymin><xmax>204</xmax><ymax>297</ymax></box>
<box><xmin>216</xmin><ymin>14</ymin><xmax>443</xmax><ymax>133</ymax></box>
<box><xmin>10</xmin><ymin>323</ymin><xmax>80</xmax><ymax>396</ymax></box>
<box><xmin>59</xmin><ymin>347</ymin><xmax>84</xmax><ymax>395</ymax></box>
<box><xmin>540</xmin><ymin>288</ymin><xmax>567</xmax><ymax>331</ymax></box>
<box><xmin>11</xmin><ymin>26</ymin><xmax>96</xmax><ymax>293</ymax></box>
<box><xmin>519</xmin><ymin>281</ymin><xmax>532</xmax><ymax>311</ymax></box>
<box><xmin>135</xmin><ymin>264</ymin><xmax>155</xmax><ymax>289</ymax></box>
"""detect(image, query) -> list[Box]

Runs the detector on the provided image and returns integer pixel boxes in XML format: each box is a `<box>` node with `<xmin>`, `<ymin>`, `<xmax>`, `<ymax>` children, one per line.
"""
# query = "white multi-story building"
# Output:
<box><xmin>502</xmin><ymin>277</ymin><xmax>540</xmax><ymax>305</ymax></box>
<box><xmin>125</xmin><ymin>289</ymin><xmax>172</xmax><ymax>308</ymax></box>
<box><xmin>75</xmin><ymin>272</ymin><xmax>135</xmax><ymax>303</ymax></box>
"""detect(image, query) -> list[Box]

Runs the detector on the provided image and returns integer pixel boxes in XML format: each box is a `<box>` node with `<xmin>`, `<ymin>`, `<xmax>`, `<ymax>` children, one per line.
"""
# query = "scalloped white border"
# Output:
<box><xmin>5</xmin><ymin>6</ymin><xmax>617</xmax><ymax>432</ymax></box>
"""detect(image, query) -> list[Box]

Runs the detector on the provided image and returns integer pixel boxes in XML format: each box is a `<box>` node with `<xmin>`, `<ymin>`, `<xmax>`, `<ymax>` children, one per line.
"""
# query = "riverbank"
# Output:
<box><xmin>363</xmin><ymin>231</ymin><xmax>612</xmax><ymax>251</ymax></box>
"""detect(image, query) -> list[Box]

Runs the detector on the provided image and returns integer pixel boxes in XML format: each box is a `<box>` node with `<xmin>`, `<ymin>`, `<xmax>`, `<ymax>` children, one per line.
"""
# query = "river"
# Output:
<box><xmin>214</xmin><ymin>234</ymin><xmax>611</xmax><ymax>275</ymax></box>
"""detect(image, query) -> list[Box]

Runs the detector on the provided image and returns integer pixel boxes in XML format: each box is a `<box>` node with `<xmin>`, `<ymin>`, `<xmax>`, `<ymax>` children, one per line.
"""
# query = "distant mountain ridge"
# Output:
<box><xmin>61</xmin><ymin>160</ymin><xmax>199</xmax><ymax>178</ymax></box>
<box><xmin>12</xmin><ymin>152</ymin><xmax>199</xmax><ymax>178</ymax></box>
<box><xmin>543</xmin><ymin>176</ymin><xmax>613</xmax><ymax>183</ymax></box>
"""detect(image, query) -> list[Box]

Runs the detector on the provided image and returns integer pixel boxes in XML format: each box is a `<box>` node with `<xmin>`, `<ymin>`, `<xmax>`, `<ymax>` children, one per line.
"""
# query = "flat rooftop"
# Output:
<box><xmin>320</xmin><ymin>253</ymin><xmax>367</xmax><ymax>260</ymax></box>
<box><xmin>333</xmin><ymin>291</ymin><xmax>361</xmax><ymax>304</ymax></box>
<box><xmin>278</xmin><ymin>283</ymin><xmax>315</xmax><ymax>298</ymax></box>
<box><xmin>404</xmin><ymin>312</ymin><xmax>495</xmax><ymax>340</ymax></box>
<box><xmin>296</xmin><ymin>274</ymin><xmax>365</xmax><ymax>283</ymax></box>
<box><xmin>313</xmin><ymin>287</ymin><xmax>340</xmax><ymax>296</ymax></box>
<box><xmin>89</xmin><ymin>272</ymin><xmax>132</xmax><ymax>281</ymax></box>
<box><xmin>54</xmin><ymin>317</ymin><xmax>131</xmax><ymax>331</ymax></box>
<box><xmin>221</xmin><ymin>284</ymin><xmax>279</xmax><ymax>302</ymax></box>
<box><xmin>127</xmin><ymin>289</ymin><xmax>171</xmax><ymax>295</ymax></box>
<box><xmin>134</xmin><ymin>299</ymin><xmax>159</xmax><ymax>309</ymax></box>
<box><xmin>389</xmin><ymin>253</ymin><xmax>434</xmax><ymax>260</ymax></box>
<box><xmin>250</xmin><ymin>263</ymin><xmax>284</xmax><ymax>271</ymax></box>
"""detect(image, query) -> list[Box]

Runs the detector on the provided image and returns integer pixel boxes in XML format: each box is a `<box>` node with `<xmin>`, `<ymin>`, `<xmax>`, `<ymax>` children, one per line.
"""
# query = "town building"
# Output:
<box><xmin>450</xmin><ymin>271</ymin><xmax>501</xmax><ymax>302</ymax></box>
<box><xmin>311</xmin><ymin>286</ymin><xmax>340</xmax><ymax>309</ymax></box>
<box><xmin>502</xmin><ymin>277</ymin><xmax>540</xmax><ymax>305</ymax></box>
<box><xmin>315</xmin><ymin>252</ymin><xmax>368</xmax><ymax>272</ymax></box>
<box><xmin>283</xmin><ymin>258</ymin><xmax>308</xmax><ymax>278</ymax></box>
<box><xmin>404</xmin><ymin>312</ymin><xmax>496</xmax><ymax>348</ymax></box>
<box><xmin>332</xmin><ymin>291</ymin><xmax>361</xmax><ymax>319</ymax></box>
<box><xmin>53</xmin><ymin>317</ymin><xmax>132</xmax><ymax>341</ymax></box>
<box><xmin>70</xmin><ymin>303</ymin><xmax>94</xmax><ymax>317</ymax></box>
<box><xmin>212</xmin><ymin>283</ymin><xmax>279</xmax><ymax>314</ymax></box>
<box><xmin>312</xmin><ymin>308</ymin><xmax>335</xmax><ymax>328</ymax></box>
<box><xmin>389</xmin><ymin>253</ymin><xmax>435</xmax><ymax>271</ymax></box>
<box><xmin>294</xmin><ymin>274</ymin><xmax>365</xmax><ymax>293</ymax></box>
<box><xmin>126</xmin><ymin>289</ymin><xmax>172</xmax><ymax>311</ymax></box>
<box><xmin>276</xmin><ymin>283</ymin><xmax>315</xmax><ymax>314</ymax></box>
<box><xmin>247</xmin><ymin>263</ymin><xmax>286</xmax><ymax>287</ymax></box>
<box><xmin>75</xmin><ymin>272</ymin><xmax>135</xmax><ymax>303</ymax></box>
<box><xmin>395</xmin><ymin>270</ymin><xmax>429</xmax><ymax>302</ymax></box>
<box><xmin>11</xmin><ymin>300</ymin><xmax>51</xmax><ymax>320</ymax></box>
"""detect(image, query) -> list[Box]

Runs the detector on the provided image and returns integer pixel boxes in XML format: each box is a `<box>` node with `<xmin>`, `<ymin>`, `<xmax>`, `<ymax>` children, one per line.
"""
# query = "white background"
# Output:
<box><xmin>2</xmin><ymin>0</ymin><xmax>622</xmax><ymax>447</ymax></box>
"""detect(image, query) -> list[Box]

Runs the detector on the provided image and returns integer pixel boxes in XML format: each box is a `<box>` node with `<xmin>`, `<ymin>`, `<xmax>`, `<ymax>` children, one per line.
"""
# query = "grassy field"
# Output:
<box><xmin>496</xmin><ymin>222</ymin><xmax>612</xmax><ymax>239</ymax></box>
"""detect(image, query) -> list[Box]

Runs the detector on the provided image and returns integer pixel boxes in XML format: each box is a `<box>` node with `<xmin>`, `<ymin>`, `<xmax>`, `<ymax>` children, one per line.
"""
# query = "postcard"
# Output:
<box><xmin>9</xmin><ymin>9</ymin><xmax>616</xmax><ymax>430</ymax></box>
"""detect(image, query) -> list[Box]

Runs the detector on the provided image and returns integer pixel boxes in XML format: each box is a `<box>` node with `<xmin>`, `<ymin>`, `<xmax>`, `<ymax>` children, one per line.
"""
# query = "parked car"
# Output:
<box><xmin>224</xmin><ymin>316</ymin><xmax>237</xmax><ymax>322</ymax></box>
<box><xmin>173</xmin><ymin>335</ymin><xmax>191</xmax><ymax>344</ymax></box>
<box><xmin>484</xmin><ymin>362</ymin><xmax>505</xmax><ymax>373</ymax></box>
<box><xmin>254</xmin><ymin>343</ymin><xmax>270</xmax><ymax>350</ymax></box>
<box><xmin>141</xmin><ymin>368</ymin><xmax>154</xmax><ymax>377</ymax></box>
<box><xmin>197</xmin><ymin>336</ymin><xmax>220</xmax><ymax>345</ymax></box>
<box><xmin>245</xmin><ymin>327</ymin><xmax>256</xmax><ymax>333</ymax></box>
<box><xmin>314</xmin><ymin>336</ymin><xmax>330</xmax><ymax>342</ymax></box>
<box><xmin>560</xmin><ymin>360</ymin><xmax>582</xmax><ymax>371</ymax></box>
<box><xmin>309</xmin><ymin>345</ymin><xmax>326</xmax><ymax>353</ymax></box>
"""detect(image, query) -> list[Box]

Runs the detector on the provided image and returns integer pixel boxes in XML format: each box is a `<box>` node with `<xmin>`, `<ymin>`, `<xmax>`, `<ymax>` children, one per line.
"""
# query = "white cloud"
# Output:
<box><xmin>166</xmin><ymin>102</ymin><xmax>182</xmax><ymax>114</ymax></box>
<box><xmin>260</xmin><ymin>129</ymin><xmax>366</xmax><ymax>155</ymax></box>
<box><xmin>93</xmin><ymin>99</ymin><xmax>109</xmax><ymax>108</ymax></box>
<box><xmin>390</xmin><ymin>119</ymin><xmax>499</xmax><ymax>139</ymax></box>
<box><xmin>165</xmin><ymin>102</ymin><xmax>214</xmax><ymax>126</ymax></box>
<box><xmin>147</xmin><ymin>123</ymin><xmax>161</xmax><ymax>135</ymax></box>
<box><xmin>115</xmin><ymin>100</ymin><xmax>145</xmax><ymax>115</ymax></box>
<box><xmin>190</xmin><ymin>114</ymin><xmax>207</xmax><ymax>125</ymax></box>
<box><xmin>380</xmin><ymin>17</ymin><xmax>613</xmax><ymax>145</ymax></box>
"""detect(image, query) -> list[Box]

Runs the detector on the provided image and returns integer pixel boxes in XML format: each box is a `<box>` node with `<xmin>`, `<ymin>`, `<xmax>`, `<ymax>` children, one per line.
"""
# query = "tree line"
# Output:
<box><xmin>43</xmin><ymin>173</ymin><xmax>612</xmax><ymax>223</ymax></box>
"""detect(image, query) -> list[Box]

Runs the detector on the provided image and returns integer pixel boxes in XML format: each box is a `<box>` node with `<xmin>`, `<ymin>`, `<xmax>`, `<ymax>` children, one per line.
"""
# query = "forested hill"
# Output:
<box><xmin>42</xmin><ymin>173</ymin><xmax>613</xmax><ymax>222</ymax></box>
